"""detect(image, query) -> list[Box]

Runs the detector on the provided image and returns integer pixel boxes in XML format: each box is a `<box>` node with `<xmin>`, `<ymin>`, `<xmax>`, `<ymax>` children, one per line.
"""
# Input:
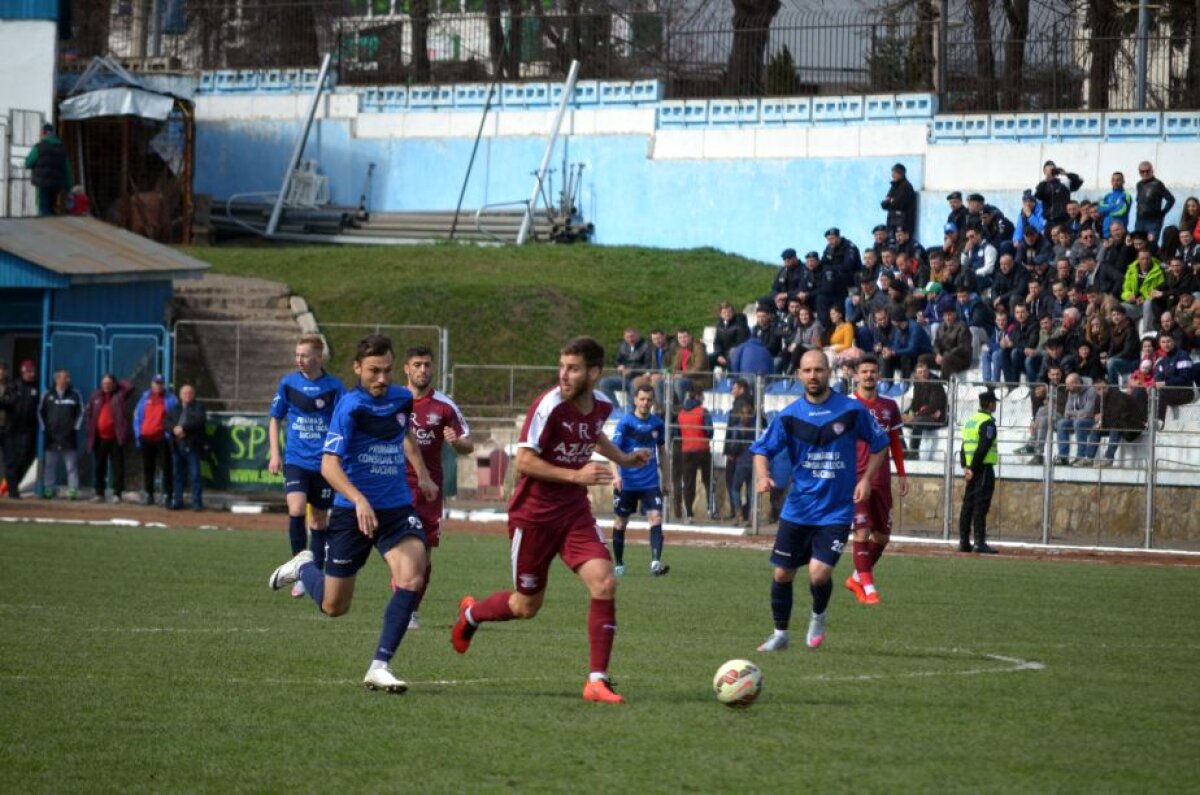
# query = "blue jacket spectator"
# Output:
<box><xmin>1012</xmin><ymin>193</ymin><xmax>1046</xmax><ymax>242</ymax></box>
<box><xmin>1097</xmin><ymin>174</ymin><xmax>1133</xmax><ymax>238</ymax></box>
<box><xmin>133</xmin><ymin>384</ymin><xmax>180</xmax><ymax>445</ymax></box>
<box><xmin>894</xmin><ymin>318</ymin><xmax>933</xmax><ymax>359</ymax></box>
<box><xmin>730</xmin><ymin>336</ymin><xmax>775</xmax><ymax>378</ymax></box>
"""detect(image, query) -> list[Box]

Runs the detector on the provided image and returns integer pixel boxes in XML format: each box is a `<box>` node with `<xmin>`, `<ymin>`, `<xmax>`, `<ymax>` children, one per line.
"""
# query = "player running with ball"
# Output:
<box><xmin>752</xmin><ymin>350</ymin><xmax>888</xmax><ymax>652</ymax></box>
<box><xmin>268</xmin><ymin>334</ymin><xmax>438</xmax><ymax>694</ymax></box>
<box><xmin>846</xmin><ymin>354</ymin><xmax>908</xmax><ymax>605</ymax></box>
<box><xmin>451</xmin><ymin>337</ymin><xmax>650</xmax><ymax>704</ymax></box>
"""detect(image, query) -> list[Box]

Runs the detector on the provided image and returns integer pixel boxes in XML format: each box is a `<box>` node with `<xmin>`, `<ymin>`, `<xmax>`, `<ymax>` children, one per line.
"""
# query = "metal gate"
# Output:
<box><xmin>44</xmin><ymin>322</ymin><xmax>171</xmax><ymax>394</ymax></box>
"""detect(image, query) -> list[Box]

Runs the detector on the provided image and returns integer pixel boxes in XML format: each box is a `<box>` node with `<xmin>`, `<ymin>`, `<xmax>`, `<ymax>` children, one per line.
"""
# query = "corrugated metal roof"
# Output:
<box><xmin>0</xmin><ymin>217</ymin><xmax>209</xmax><ymax>284</ymax></box>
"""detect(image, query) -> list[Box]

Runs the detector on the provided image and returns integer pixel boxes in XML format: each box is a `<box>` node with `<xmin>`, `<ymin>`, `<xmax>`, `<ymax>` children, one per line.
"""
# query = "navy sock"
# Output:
<box><xmin>649</xmin><ymin>524</ymin><xmax>664</xmax><ymax>562</ymax></box>
<box><xmin>374</xmin><ymin>588</ymin><xmax>418</xmax><ymax>663</ymax></box>
<box><xmin>811</xmin><ymin>579</ymin><xmax>833</xmax><ymax>615</ymax></box>
<box><xmin>287</xmin><ymin>514</ymin><xmax>306</xmax><ymax>555</ymax></box>
<box><xmin>299</xmin><ymin>562</ymin><xmax>325</xmax><ymax>610</ymax></box>
<box><xmin>612</xmin><ymin>528</ymin><xmax>625</xmax><ymax>565</ymax></box>
<box><xmin>770</xmin><ymin>580</ymin><xmax>793</xmax><ymax>631</ymax></box>
<box><xmin>309</xmin><ymin>529</ymin><xmax>327</xmax><ymax>570</ymax></box>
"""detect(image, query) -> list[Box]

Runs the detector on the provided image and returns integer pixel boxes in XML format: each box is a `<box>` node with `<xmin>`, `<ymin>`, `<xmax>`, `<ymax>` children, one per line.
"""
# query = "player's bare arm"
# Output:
<box><xmin>267</xmin><ymin>416</ymin><xmax>283</xmax><ymax>474</ymax></box>
<box><xmin>443</xmin><ymin>425</ymin><xmax>474</xmax><ymax>455</ymax></box>
<box><xmin>608</xmin><ymin>459</ymin><xmax>623</xmax><ymax>492</ymax></box>
<box><xmin>596</xmin><ymin>433</ymin><xmax>650</xmax><ymax>470</ymax></box>
<box><xmin>753</xmin><ymin>454</ymin><xmax>775</xmax><ymax>494</ymax></box>
<box><xmin>321</xmin><ymin>452</ymin><xmax>377</xmax><ymax>537</ymax></box>
<box><xmin>515</xmin><ymin>446</ymin><xmax>614</xmax><ymax>486</ymax></box>
<box><xmin>404</xmin><ymin>430</ymin><xmax>439</xmax><ymax>501</ymax></box>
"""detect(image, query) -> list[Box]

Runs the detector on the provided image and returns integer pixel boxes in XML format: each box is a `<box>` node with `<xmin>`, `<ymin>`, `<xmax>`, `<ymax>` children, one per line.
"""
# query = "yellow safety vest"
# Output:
<box><xmin>961</xmin><ymin>410</ymin><xmax>998</xmax><ymax>466</ymax></box>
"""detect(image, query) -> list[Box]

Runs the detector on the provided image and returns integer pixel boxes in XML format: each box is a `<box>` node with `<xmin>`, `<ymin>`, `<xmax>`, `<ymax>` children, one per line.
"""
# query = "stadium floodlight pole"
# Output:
<box><xmin>1135</xmin><ymin>0</ymin><xmax>1149</xmax><ymax>110</ymax></box>
<box><xmin>517</xmin><ymin>59</ymin><xmax>580</xmax><ymax>245</ymax></box>
<box><xmin>266</xmin><ymin>52</ymin><xmax>332</xmax><ymax>238</ymax></box>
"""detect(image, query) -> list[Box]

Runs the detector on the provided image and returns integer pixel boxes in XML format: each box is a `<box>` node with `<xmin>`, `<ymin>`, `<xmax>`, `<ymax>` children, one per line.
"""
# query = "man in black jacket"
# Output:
<box><xmin>168</xmin><ymin>384</ymin><xmax>208</xmax><ymax>511</ymax></box>
<box><xmin>1035</xmin><ymin>160</ymin><xmax>1083</xmax><ymax>229</ymax></box>
<box><xmin>772</xmin><ymin>249</ymin><xmax>805</xmax><ymax>299</ymax></box>
<box><xmin>1134</xmin><ymin>161</ymin><xmax>1175</xmax><ymax>244</ymax></box>
<box><xmin>23</xmin><ymin>124</ymin><xmax>73</xmax><ymax>217</ymax></box>
<box><xmin>38</xmin><ymin>368</ymin><xmax>83</xmax><ymax>499</ymax></box>
<box><xmin>881</xmin><ymin>163</ymin><xmax>917</xmax><ymax>236</ymax></box>
<box><xmin>991</xmin><ymin>254</ymin><xmax>1028</xmax><ymax>311</ymax></box>
<box><xmin>598</xmin><ymin>327</ymin><xmax>651</xmax><ymax>407</ymax></box>
<box><xmin>1096</xmin><ymin>221</ymin><xmax>1136</xmax><ymax>298</ymax></box>
<box><xmin>710</xmin><ymin>302</ymin><xmax>750</xmax><ymax>372</ymax></box>
<box><xmin>0</xmin><ymin>360</ymin><xmax>40</xmax><ymax>498</ymax></box>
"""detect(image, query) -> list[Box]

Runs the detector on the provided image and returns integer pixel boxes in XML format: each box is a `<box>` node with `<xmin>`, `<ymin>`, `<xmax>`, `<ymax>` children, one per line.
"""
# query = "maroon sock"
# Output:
<box><xmin>869</xmin><ymin>539</ymin><xmax>887</xmax><ymax>568</ymax></box>
<box><xmin>414</xmin><ymin>560</ymin><xmax>432</xmax><ymax>611</ymax></box>
<box><xmin>469</xmin><ymin>590</ymin><xmax>516</xmax><ymax>624</ymax></box>
<box><xmin>852</xmin><ymin>540</ymin><xmax>872</xmax><ymax>577</ymax></box>
<box><xmin>588</xmin><ymin>598</ymin><xmax>617</xmax><ymax>675</ymax></box>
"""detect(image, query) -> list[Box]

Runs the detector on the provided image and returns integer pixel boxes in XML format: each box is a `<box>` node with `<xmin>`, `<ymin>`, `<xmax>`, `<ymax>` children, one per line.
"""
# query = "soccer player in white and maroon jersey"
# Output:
<box><xmin>397</xmin><ymin>345</ymin><xmax>473</xmax><ymax>629</ymax></box>
<box><xmin>846</xmin><ymin>354</ymin><xmax>909</xmax><ymax>605</ymax></box>
<box><xmin>450</xmin><ymin>337</ymin><xmax>650</xmax><ymax>705</ymax></box>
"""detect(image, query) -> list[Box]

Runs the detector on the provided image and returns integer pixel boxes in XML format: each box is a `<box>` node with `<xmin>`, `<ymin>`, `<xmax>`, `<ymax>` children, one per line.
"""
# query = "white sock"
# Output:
<box><xmin>774</xmin><ymin>629</ymin><xmax>790</xmax><ymax>639</ymax></box>
<box><xmin>588</xmin><ymin>672</ymin><xmax>608</xmax><ymax>683</ymax></box>
<box><xmin>864</xmin><ymin>582</ymin><xmax>877</xmax><ymax>595</ymax></box>
<box><xmin>368</xmin><ymin>659</ymin><xmax>389</xmax><ymax>672</ymax></box>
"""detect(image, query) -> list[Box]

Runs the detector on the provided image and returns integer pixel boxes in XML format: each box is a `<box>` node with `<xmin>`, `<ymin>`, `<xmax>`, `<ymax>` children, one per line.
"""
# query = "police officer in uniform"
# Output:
<box><xmin>958</xmin><ymin>389</ymin><xmax>999</xmax><ymax>554</ymax></box>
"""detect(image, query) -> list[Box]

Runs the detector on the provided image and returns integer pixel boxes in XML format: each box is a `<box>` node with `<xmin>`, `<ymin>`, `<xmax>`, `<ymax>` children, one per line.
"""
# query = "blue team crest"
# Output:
<box><xmin>652</xmin><ymin>430</ymin><xmax>659</xmax><ymax>440</ymax></box>
<box><xmin>396</xmin><ymin>412</ymin><xmax>406</xmax><ymax>425</ymax></box>
<box><xmin>832</xmin><ymin>421</ymin><xmax>845</xmax><ymax>435</ymax></box>
<box><xmin>315</xmin><ymin>398</ymin><xmax>325</xmax><ymax>408</ymax></box>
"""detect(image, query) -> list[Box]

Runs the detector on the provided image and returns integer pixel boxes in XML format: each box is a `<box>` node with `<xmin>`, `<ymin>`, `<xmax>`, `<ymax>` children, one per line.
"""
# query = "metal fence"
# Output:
<box><xmin>61</xmin><ymin>3</ymin><xmax>1199</xmax><ymax>111</ymax></box>
<box><xmin>172</xmin><ymin>319</ymin><xmax>448</xmax><ymax>411</ymax></box>
<box><xmin>448</xmin><ymin>365</ymin><xmax>1200</xmax><ymax>553</ymax></box>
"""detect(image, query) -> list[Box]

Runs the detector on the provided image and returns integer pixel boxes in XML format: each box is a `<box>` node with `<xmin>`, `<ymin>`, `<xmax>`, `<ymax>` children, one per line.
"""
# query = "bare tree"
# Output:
<box><xmin>485</xmin><ymin>0</ymin><xmax>506</xmax><ymax>75</ymax></box>
<box><xmin>967</xmin><ymin>0</ymin><xmax>997</xmax><ymax>110</ymax></box>
<box><xmin>1084</xmin><ymin>0</ymin><xmax>1120</xmax><ymax>109</ymax></box>
<box><xmin>908</xmin><ymin>0</ymin><xmax>937</xmax><ymax>90</ymax></box>
<box><xmin>411</xmin><ymin>0</ymin><xmax>431</xmax><ymax>82</ymax></box>
<box><xmin>725</xmin><ymin>0</ymin><xmax>781</xmax><ymax>96</ymax></box>
<box><xmin>1001</xmin><ymin>0</ymin><xmax>1029</xmax><ymax>110</ymax></box>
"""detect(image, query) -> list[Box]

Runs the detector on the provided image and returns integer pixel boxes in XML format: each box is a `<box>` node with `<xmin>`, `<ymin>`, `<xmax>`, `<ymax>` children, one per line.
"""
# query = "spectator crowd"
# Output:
<box><xmin>598</xmin><ymin>159</ymin><xmax>1199</xmax><ymax>485</ymax></box>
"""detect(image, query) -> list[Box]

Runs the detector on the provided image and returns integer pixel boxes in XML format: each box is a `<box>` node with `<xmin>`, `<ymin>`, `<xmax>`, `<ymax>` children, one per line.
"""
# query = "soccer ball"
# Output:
<box><xmin>712</xmin><ymin>659</ymin><xmax>763</xmax><ymax>708</ymax></box>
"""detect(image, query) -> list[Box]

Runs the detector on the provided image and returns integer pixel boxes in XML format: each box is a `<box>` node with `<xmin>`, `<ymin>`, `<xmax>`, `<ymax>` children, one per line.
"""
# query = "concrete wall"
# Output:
<box><xmin>0</xmin><ymin>19</ymin><xmax>56</xmax><ymax>121</ymax></box>
<box><xmin>192</xmin><ymin>82</ymin><xmax>1200</xmax><ymax>263</ymax></box>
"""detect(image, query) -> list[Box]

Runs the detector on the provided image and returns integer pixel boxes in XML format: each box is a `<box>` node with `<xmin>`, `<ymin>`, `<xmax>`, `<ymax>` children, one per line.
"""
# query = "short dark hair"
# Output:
<box><xmin>355</xmin><ymin>333</ymin><xmax>393</xmax><ymax>362</ymax></box>
<box><xmin>856</xmin><ymin>353</ymin><xmax>880</xmax><ymax>369</ymax></box>
<box><xmin>405</xmin><ymin>345</ymin><xmax>434</xmax><ymax>362</ymax></box>
<box><xmin>561</xmin><ymin>337</ymin><xmax>605</xmax><ymax>369</ymax></box>
<box><xmin>916</xmin><ymin>353</ymin><xmax>936</xmax><ymax>368</ymax></box>
<box><xmin>634</xmin><ymin>383</ymin><xmax>655</xmax><ymax>399</ymax></box>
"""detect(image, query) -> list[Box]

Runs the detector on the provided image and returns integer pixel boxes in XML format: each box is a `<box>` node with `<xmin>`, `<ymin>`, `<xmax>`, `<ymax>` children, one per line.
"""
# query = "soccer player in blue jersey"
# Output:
<box><xmin>609</xmin><ymin>384</ymin><xmax>670</xmax><ymax>577</ymax></box>
<box><xmin>751</xmin><ymin>349</ymin><xmax>889</xmax><ymax>652</ymax></box>
<box><xmin>267</xmin><ymin>334</ymin><xmax>346</xmax><ymax>597</ymax></box>
<box><xmin>268</xmin><ymin>334</ymin><xmax>437</xmax><ymax>693</ymax></box>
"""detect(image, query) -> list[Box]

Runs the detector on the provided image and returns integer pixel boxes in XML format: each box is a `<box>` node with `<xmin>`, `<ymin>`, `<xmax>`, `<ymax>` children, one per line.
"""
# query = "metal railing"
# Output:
<box><xmin>450</xmin><ymin>366</ymin><xmax>1199</xmax><ymax>552</ymax></box>
<box><xmin>60</xmin><ymin>4</ymin><xmax>1199</xmax><ymax>111</ymax></box>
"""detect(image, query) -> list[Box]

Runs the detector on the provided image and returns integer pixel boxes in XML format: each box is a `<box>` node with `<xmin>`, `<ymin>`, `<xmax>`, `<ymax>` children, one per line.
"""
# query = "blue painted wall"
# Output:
<box><xmin>51</xmin><ymin>281</ymin><xmax>173</xmax><ymax>326</ymax></box>
<box><xmin>195</xmin><ymin>119</ymin><xmax>921</xmax><ymax>262</ymax></box>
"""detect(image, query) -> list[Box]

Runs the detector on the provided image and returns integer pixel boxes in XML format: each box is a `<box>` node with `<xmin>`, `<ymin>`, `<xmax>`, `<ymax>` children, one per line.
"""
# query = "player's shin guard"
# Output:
<box><xmin>374</xmin><ymin>588</ymin><xmax>418</xmax><ymax>662</ymax></box>
<box><xmin>612</xmin><ymin>528</ymin><xmax>626</xmax><ymax>566</ymax></box>
<box><xmin>288</xmin><ymin>514</ymin><xmax>307</xmax><ymax>555</ymax></box>
<box><xmin>649</xmin><ymin>524</ymin><xmax>663</xmax><ymax>562</ymax></box>
<box><xmin>852</xmin><ymin>540</ymin><xmax>874</xmax><ymax>586</ymax></box>
<box><xmin>309</xmin><ymin>529</ymin><xmax>327</xmax><ymax>570</ymax></box>
<box><xmin>588</xmin><ymin>598</ymin><xmax>617</xmax><ymax>676</ymax></box>
<box><xmin>470</xmin><ymin>590</ymin><xmax>516</xmax><ymax>623</ymax></box>
<box><xmin>811</xmin><ymin>579</ymin><xmax>833</xmax><ymax>615</ymax></box>
<box><xmin>299</xmin><ymin>562</ymin><xmax>326</xmax><ymax>610</ymax></box>
<box><xmin>770</xmin><ymin>580</ymin><xmax>793</xmax><ymax>630</ymax></box>
<box><xmin>868</xmin><ymin>539</ymin><xmax>886</xmax><ymax>567</ymax></box>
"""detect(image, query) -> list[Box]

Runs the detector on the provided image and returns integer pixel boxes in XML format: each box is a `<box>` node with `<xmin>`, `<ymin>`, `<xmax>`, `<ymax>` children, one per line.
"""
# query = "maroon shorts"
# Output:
<box><xmin>509</xmin><ymin>512</ymin><xmax>611</xmax><ymax>595</ymax></box>
<box><xmin>852</xmin><ymin>488</ymin><xmax>893</xmax><ymax>535</ymax></box>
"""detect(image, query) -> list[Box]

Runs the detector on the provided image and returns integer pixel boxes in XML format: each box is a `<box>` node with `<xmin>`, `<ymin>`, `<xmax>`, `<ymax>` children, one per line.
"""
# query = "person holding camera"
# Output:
<box><xmin>1036</xmin><ymin>160</ymin><xmax>1083</xmax><ymax>231</ymax></box>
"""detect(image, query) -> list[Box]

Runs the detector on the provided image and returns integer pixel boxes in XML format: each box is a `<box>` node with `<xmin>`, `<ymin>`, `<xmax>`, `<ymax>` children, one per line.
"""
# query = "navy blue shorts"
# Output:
<box><xmin>769</xmin><ymin>520</ymin><xmax>850</xmax><ymax>570</ymax></box>
<box><xmin>283</xmin><ymin>464</ymin><xmax>334</xmax><ymax>510</ymax></box>
<box><xmin>613</xmin><ymin>487</ymin><xmax>664</xmax><ymax>518</ymax></box>
<box><xmin>324</xmin><ymin>505</ymin><xmax>425</xmax><ymax>578</ymax></box>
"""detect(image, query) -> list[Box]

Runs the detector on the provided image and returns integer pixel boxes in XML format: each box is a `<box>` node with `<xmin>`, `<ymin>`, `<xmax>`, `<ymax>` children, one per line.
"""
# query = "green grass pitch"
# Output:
<box><xmin>1</xmin><ymin>522</ymin><xmax>1198</xmax><ymax>793</ymax></box>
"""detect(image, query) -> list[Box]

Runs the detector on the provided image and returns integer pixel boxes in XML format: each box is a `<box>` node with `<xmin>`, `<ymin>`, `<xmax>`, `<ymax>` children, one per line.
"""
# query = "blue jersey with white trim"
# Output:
<box><xmin>611</xmin><ymin>411</ymin><xmax>664</xmax><ymax>491</ymax></box>
<box><xmin>749</xmin><ymin>391</ymin><xmax>888</xmax><ymax>526</ymax></box>
<box><xmin>322</xmin><ymin>385</ymin><xmax>414</xmax><ymax>511</ymax></box>
<box><xmin>269</xmin><ymin>371</ymin><xmax>346</xmax><ymax>470</ymax></box>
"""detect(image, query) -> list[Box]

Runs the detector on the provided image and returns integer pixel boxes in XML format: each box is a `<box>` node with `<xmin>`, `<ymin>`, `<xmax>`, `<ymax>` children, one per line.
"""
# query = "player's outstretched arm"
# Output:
<box><xmin>321</xmin><ymin>452</ymin><xmax>377</xmax><ymax>537</ymax></box>
<box><xmin>444</xmin><ymin>425</ymin><xmax>474</xmax><ymax>455</ymax></box>
<box><xmin>753</xmin><ymin>454</ymin><xmax>775</xmax><ymax>494</ymax></box>
<box><xmin>405</xmin><ymin>431</ymin><xmax>439</xmax><ymax>501</ymax></box>
<box><xmin>596</xmin><ymin>433</ymin><xmax>650</xmax><ymax>469</ymax></box>
<box><xmin>515</xmin><ymin>446</ymin><xmax>614</xmax><ymax>486</ymax></box>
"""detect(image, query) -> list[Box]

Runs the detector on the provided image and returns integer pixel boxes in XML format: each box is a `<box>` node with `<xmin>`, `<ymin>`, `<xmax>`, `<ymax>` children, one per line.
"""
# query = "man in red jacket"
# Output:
<box><xmin>86</xmin><ymin>374</ymin><xmax>134</xmax><ymax>503</ymax></box>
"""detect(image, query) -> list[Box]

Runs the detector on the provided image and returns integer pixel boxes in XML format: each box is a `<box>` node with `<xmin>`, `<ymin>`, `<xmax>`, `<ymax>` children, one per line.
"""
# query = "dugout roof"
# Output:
<box><xmin>0</xmin><ymin>216</ymin><xmax>208</xmax><ymax>286</ymax></box>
